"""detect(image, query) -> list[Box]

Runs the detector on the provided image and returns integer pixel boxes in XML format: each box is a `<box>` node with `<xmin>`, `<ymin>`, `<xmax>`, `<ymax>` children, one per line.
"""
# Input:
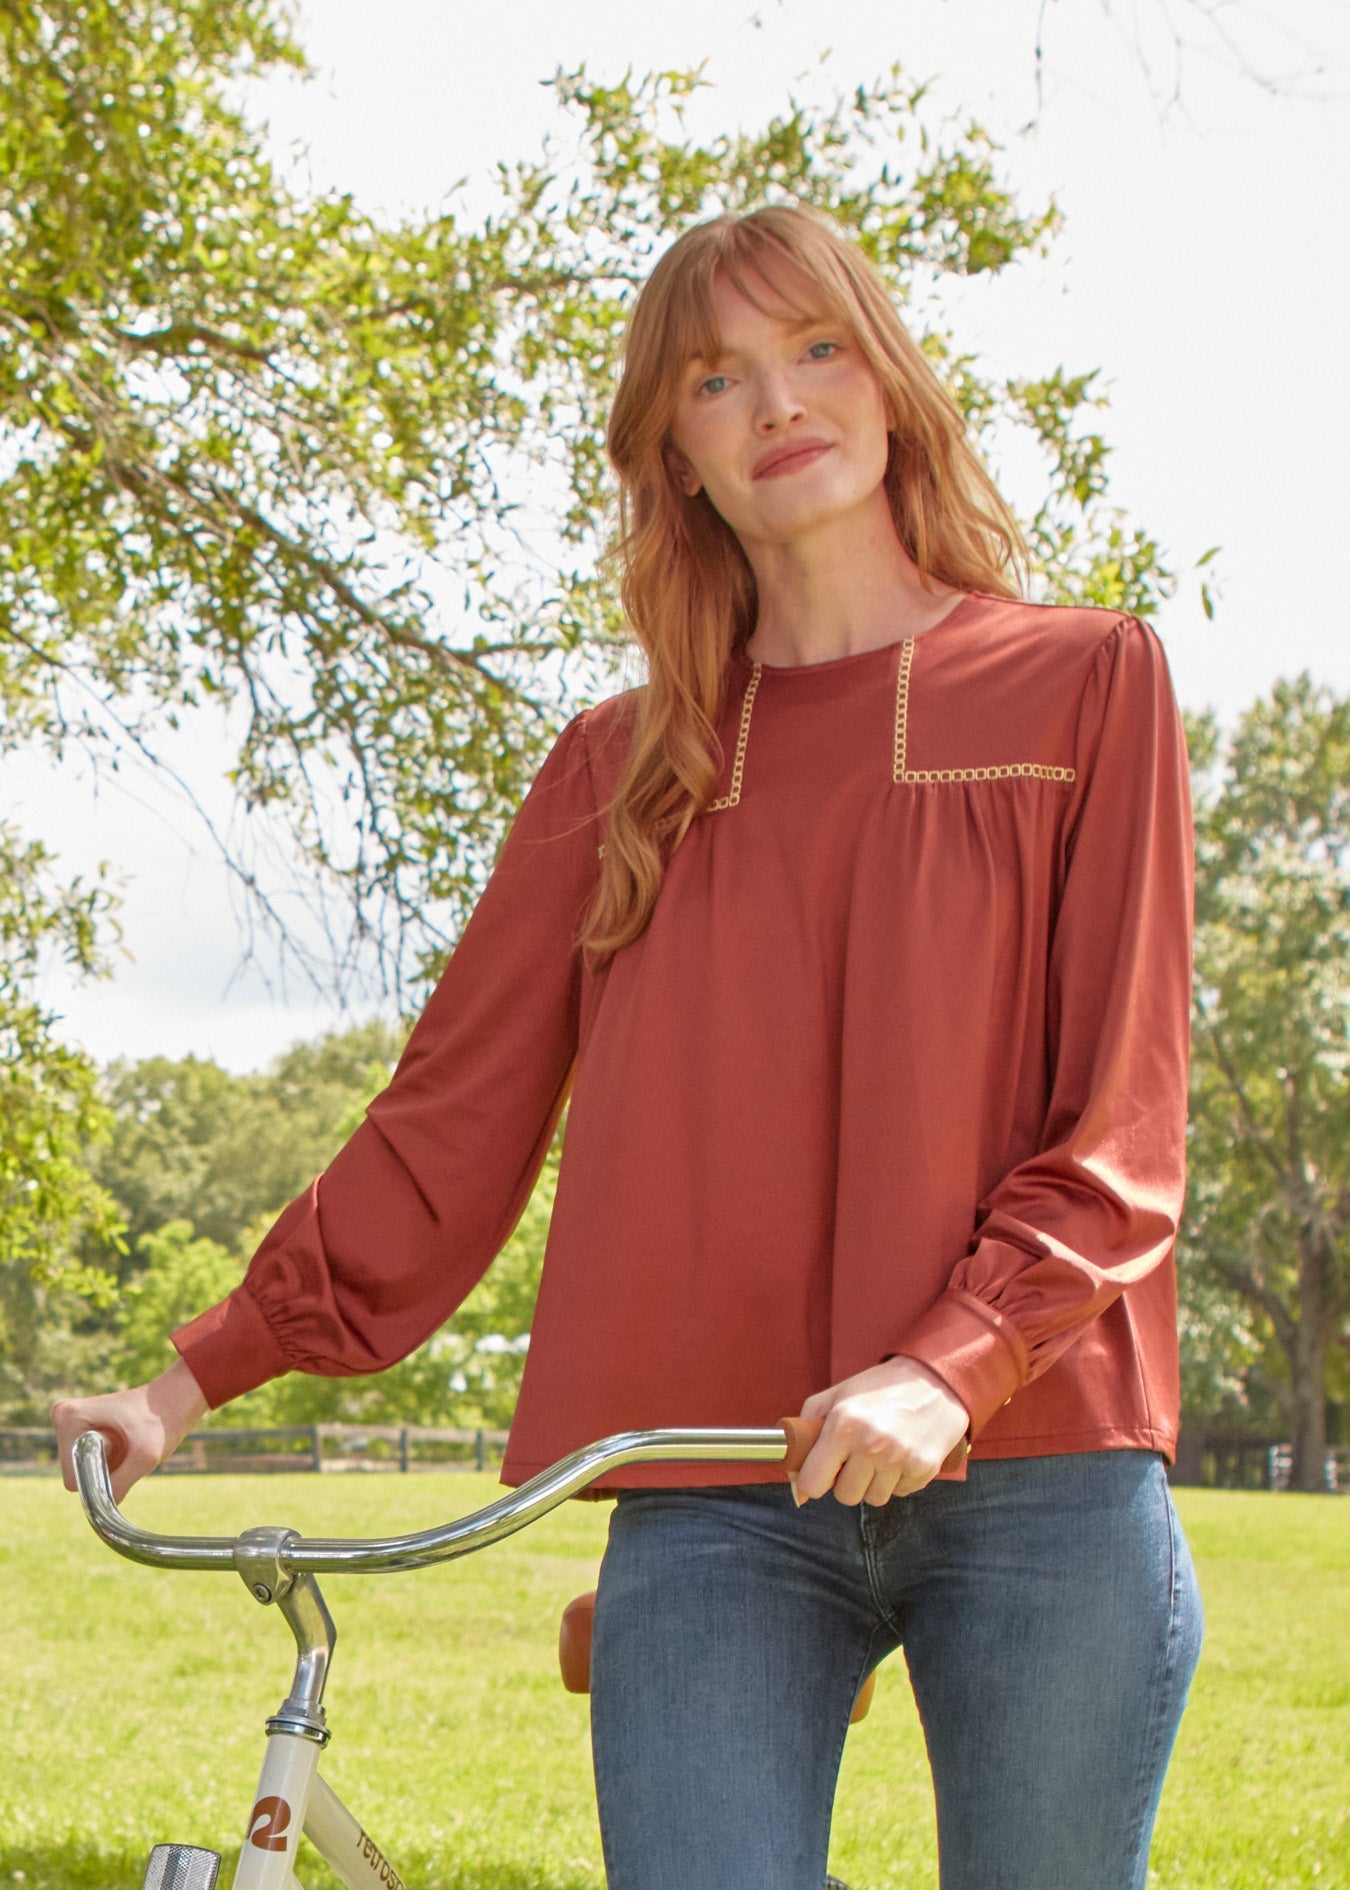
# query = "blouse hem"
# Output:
<box><xmin>499</xmin><ymin>1425</ymin><xmax>1176</xmax><ymax>1491</ymax></box>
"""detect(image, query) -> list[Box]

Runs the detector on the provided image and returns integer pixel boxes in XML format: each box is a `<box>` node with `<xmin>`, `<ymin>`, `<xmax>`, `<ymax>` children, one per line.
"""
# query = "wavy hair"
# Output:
<box><xmin>580</xmin><ymin>203</ymin><xmax>1028</xmax><ymax>961</ymax></box>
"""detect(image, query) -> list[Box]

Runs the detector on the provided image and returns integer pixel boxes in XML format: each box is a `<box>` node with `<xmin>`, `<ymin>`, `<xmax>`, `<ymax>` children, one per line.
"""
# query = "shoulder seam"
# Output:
<box><xmin>570</xmin><ymin>709</ymin><xmax>607</xmax><ymax>861</ymax></box>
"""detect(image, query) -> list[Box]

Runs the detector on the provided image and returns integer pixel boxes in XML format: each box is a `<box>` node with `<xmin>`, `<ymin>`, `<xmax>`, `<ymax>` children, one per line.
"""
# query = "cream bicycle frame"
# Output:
<box><xmin>73</xmin><ymin>1424</ymin><xmax>791</xmax><ymax>1890</ymax></box>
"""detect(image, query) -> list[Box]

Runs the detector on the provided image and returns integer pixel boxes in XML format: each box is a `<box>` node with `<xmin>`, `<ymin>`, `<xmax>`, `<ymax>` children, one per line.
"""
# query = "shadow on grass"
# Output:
<box><xmin>1</xmin><ymin>1842</ymin><xmax>602</xmax><ymax>1889</ymax></box>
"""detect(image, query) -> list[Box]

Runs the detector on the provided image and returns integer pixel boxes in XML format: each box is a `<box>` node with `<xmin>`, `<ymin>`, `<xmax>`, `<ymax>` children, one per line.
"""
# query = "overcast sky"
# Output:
<box><xmin>13</xmin><ymin>0</ymin><xmax>1349</xmax><ymax>1071</ymax></box>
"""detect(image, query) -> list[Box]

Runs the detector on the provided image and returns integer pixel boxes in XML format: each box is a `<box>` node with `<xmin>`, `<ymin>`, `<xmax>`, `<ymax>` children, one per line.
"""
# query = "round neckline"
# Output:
<box><xmin>732</xmin><ymin>588</ymin><xmax>991</xmax><ymax>677</ymax></box>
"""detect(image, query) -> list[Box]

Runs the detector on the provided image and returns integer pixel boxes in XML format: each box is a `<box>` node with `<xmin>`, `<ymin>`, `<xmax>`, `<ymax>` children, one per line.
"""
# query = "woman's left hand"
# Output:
<box><xmin>792</xmin><ymin>1357</ymin><xmax>971</xmax><ymax>1506</ymax></box>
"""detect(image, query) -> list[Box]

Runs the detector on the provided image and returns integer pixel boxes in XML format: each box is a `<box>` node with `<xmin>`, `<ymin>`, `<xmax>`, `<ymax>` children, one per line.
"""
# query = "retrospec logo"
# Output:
<box><xmin>354</xmin><ymin>1828</ymin><xmax>406</xmax><ymax>1890</ymax></box>
<box><xmin>247</xmin><ymin>1797</ymin><xmax>292</xmax><ymax>1852</ymax></box>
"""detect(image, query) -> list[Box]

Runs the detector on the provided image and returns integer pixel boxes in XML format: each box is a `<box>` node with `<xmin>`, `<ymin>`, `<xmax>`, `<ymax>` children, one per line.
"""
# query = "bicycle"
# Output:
<box><xmin>71</xmin><ymin>1417</ymin><xmax>865</xmax><ymax>1890</ymax></box>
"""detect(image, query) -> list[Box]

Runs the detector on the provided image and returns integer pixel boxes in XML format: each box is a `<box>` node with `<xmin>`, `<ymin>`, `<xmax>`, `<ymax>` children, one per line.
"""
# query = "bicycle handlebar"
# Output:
<box><xmin>73</xmin><ymin>1421</ymin><xmax>822</xmax><ymax>1578</ymax></box>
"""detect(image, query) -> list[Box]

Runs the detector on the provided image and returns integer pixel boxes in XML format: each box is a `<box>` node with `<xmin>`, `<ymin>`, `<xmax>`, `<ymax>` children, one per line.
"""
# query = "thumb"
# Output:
<box><xmin>799</xmin><ymin>1382</ymin><xmax>845</xmax><ymax>1425</ymax></box>
<box><xmin>51</xmin><ymin>1401</ymin><xmax>130</xmax><ymax>1491</ymax></box>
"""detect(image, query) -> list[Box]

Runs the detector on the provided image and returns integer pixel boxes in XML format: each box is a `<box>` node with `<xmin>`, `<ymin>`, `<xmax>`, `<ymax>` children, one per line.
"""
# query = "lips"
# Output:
<box><xmin>752</xmin><ymin>440</ymin><xmax>832</xmax><ymax>480</ymax></box>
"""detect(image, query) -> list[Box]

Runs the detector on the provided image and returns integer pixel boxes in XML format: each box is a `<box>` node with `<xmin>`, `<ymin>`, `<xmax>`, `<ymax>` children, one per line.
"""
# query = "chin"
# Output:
<box><xmin>751</xmin><ymin>484</ymin><xmax>873</xmax><ymax>539</ymax></box>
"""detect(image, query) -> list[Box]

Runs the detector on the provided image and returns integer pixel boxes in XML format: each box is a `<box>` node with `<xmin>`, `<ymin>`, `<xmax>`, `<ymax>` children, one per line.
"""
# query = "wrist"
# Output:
<box><xmin>150</xmin><ymin>1356</ymin><xmax>209</xmax><ymax>1432</ymax></box>
<box><xmin>883</xmin><ymin>1353</ymin><xmax>970</xmax><ymax>1428</ymax></box>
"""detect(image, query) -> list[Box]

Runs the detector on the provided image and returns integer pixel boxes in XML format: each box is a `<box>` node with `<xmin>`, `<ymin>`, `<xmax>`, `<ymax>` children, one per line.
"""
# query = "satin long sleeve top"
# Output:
<box><xmin>173</xmin><ymin>592</ymin><xmax>1195</xmax><ymax>1489</ymax></box>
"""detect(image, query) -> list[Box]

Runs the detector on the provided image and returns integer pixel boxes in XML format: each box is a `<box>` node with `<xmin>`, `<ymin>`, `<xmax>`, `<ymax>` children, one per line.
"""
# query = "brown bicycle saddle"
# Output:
<box><xmin>557</xmin><ymin>1589</ymin><xmax>878</xmax><ymax>1722</ymax></box>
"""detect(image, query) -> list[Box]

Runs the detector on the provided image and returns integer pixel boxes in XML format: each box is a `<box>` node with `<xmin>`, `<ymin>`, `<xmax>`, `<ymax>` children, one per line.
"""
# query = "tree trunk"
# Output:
<box><xmin>1289</xmin><ymin>1353</ymin><xmax>1327</xmax><ymax>1490</ymax></box>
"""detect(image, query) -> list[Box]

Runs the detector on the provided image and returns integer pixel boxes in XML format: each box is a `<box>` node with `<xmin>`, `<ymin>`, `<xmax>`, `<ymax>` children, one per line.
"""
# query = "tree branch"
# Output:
<box><xmin>1194</xmin><ymin>995</ymin><xmax>1289</xmax><ymax>1183</ymax></box>
<box><xmin>1220</xmin><ymin>1255</ymin><xmax>1298</xmax><ymax>1360</ymax></box>
<box><xmin>111</xmin><ymin>320</ymin><xmax>274</xmax><ymax>367</ymax></box>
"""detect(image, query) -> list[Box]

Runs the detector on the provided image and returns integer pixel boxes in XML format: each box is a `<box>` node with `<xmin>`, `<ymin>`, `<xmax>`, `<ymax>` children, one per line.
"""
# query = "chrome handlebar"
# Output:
<box><xmin>72</xmin><ymin>1426</ymin><xmax>791</xmax><ymax>1578</ymax></box>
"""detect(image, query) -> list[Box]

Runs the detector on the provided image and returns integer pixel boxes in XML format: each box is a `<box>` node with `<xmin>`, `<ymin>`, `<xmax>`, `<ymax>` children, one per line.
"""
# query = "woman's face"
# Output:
<box><xmin>666</xmin><ymin>267</ymin><xmax>892</xmax><ymax>550</ymax></box>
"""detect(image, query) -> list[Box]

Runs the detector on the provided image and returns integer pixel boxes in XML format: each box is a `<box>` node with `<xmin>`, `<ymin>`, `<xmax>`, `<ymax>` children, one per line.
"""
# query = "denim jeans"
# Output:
<box><xmin>590</xmin><ymin>1451</ymin><xmax>1203</xmax><ymax>1890</ymax></box>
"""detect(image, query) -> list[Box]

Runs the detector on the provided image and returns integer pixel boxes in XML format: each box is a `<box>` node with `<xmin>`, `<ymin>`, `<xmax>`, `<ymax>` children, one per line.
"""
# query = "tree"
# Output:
<box><xmin>6</xmin><ymin>1</ymin><xmax>1200</xmax><ymax>1352</ymax></box>
<box><xmin>0</xmin><ymin>825</ymin><xmax>124</xmax><ymax>1420</ymax></box>
<box><xmin>108</xmin><ymin>1145</ymin><xmax>560</xmax><ymax>1431</ymax></box>
<box><xmin>0</xmin><ymin>1019</ymin><xmax>401</xmax><ymax>1412</ymax></box>
<box><xmin>87</xmin><ymin>1019</ymin><xmax>404</xmax><ymax>1265</ymax></box>
<box><xmin>114</xmin><ymin>1218</ymin><xmax>240</xmax><ymax>1388</ymax></box>
<box><xmin>1029</xmin><ymin>0</ymin><xmax>1344</xmax><ymax>120</ymax></box>
<box><xmin>2</xmin><ymin>1</ymin><xmax>1180</xmax><ymax>1003</ymax></box>
<box><xmin>0</xmin><ymin>825</ymin><xmax>120</xmax><ymax>1271</ymax></box>
<box><xmin>49</xmin><ymin>1017</ymin><xmax>551</xmax><ymax>1430</ymax></box>
<box><xmin>1182</xmin><ymin>681</ymin><xmax>1349</xmax><ymax>1490</ymax></box>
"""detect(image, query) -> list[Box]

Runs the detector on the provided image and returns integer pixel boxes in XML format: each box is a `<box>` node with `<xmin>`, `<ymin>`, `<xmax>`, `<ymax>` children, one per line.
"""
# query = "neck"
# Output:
<box><xmin>740</xmin><ymin>491</ymin><xmax>961</xmax><ymax>667</ymax></box>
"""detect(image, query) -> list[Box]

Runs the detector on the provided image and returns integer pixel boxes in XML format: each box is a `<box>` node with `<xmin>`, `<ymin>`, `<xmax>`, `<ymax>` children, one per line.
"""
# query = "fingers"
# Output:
<box><xmin>791</xmin><ymin>1359</ymin><xmax>972</xmax><ymax>1507</ymax></box>
<box><xmin>50</xmin><ymin>1363</ymin><xmax>208</xmax><ymax>1504</ymax></box>
<box><xmin>798</xmin><ymin>1387</ymin><xmax>837</xmax><ymax>1426</ymax></box>
<box><xmin>51</xmin><ymin>1399</ymin><xmax>131</xmax><ymax>1491</ymax></box>
<box><xmin>792</xmin><ymin>1384</ymin><xmax>964</xmax><ymax>1505</ymax></box>
<box><xmin>110</xmin><ymin>1443</ymin><xmax>160</xmax><ymax>1506</ymax></box>
<box><xmin>796</xmin><ymin>1420</ymin><xmax>940</xmax><ymax>1506</ymax></box>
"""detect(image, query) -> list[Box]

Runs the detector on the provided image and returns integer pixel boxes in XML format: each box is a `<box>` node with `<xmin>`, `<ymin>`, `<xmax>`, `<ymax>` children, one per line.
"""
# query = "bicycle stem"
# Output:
<box><xmin>234</xmin><ymin>1523</ymin><xmax>337</xmax><ymax>1743</ymax></box>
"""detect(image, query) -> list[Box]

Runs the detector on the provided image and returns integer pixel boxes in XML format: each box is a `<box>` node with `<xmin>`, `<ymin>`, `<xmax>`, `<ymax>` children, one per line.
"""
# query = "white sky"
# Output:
<box><xmin>13</xmin><ymin>0</ymin><xmax>1350</xmax><ymax>1071</ymax></box>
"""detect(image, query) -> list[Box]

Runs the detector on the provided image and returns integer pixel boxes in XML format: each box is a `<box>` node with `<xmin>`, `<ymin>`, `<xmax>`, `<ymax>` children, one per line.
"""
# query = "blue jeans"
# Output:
<box><xmin>590</xmin><ymin>1451</ymin><xmax>1203</xmax><ymax>1890</ymax></box>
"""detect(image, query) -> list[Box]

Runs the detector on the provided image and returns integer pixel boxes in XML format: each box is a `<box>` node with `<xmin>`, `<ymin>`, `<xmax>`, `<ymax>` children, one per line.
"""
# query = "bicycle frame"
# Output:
<box><xmin>74</xmin><ymin>1424</ymin><xmax>792</xmax><ymax>1890</ymax></box>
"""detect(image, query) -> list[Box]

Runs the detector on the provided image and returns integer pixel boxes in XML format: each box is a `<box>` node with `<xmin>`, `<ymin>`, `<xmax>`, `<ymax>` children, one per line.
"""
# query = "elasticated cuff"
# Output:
<box><xmin>890</xmin><ymin>1289</ymin><xmax>1027</xmax><ymax>1440</ymax></box>
<box><xmin>172</xmin><ymin>1287</ymin><xmax>291</xmax><ymax>1410</ymax></box>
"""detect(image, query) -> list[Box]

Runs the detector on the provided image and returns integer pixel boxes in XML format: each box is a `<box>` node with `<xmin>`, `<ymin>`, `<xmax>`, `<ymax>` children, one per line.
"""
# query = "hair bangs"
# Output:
<box><xmin>685</xmin><ymin>224</ymin><xmax>860</xmax><ymax>373</ymax></box>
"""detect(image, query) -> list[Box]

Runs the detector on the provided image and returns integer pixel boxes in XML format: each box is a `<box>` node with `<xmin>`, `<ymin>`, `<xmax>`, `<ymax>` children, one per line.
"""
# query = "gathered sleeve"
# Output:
<box><xmin>895</xmin><ymin>617</ymin><xmax>1194</xmax><ymax>1437</ymax></box>
<box><xmin>172</xmin><ymin>711</ymin><xmax>601</xmax><ymax>1408</ymax></box>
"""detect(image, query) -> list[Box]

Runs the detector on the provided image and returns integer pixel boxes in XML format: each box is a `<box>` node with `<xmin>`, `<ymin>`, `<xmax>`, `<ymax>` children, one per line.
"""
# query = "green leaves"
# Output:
<box><xmin>2</xmin><ymin>19</ymin><xmax>1172</xmax><ymax>997</ymax></box>
<box><xmin>82</xmin><ymin>1024</ymin><xmax>556</xmax><ymax>1429</ymax></box>
<box><xmin>0</xmin><ymin>825</ymin><xmax>122</xmax><ymax>1279</ymax></box>
<box><xmin>86</xmin><ymin>1019</ymin><xmax>407</xmax><ymax>1264</ymax></box>
<box><xmin>0</xmin><ymin>8</ymin><xmax>1185</xmax><ymax>1362</ymax></box>
<box><xmin>1181</xmin><ymin>680</ymin><xmax>1349</xmax><ymax>1482</ymax></box>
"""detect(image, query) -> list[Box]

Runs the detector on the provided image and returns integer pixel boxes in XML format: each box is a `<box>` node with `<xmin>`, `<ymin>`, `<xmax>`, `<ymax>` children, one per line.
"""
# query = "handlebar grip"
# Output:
<box><xmin>779</xmin><ymin>1415</ymin><xmax>822</xmax><ymax>1474</ymax></box>
<box><xmin>86</xmin><ymin>1424</ymin><xmax>129</xmax><ymax>1476</ymax></box>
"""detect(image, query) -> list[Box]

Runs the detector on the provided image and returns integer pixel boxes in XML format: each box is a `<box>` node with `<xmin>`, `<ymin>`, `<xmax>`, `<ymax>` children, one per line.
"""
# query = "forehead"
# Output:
<box><xmin>683</xmin><ymin>255</ymin><xmax>846</xmax><ymax>366</ymax></box>
<box><xmin>699</xmin><ymin>277</ymin><xmax>824</xmax><ymax>349</ymax></box>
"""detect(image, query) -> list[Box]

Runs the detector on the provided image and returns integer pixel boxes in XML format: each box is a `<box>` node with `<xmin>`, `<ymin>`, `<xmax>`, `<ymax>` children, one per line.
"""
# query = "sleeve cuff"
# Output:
<box><xmin>172</xmin><ymin>1287</ymin><xmax>291</xmax><ymax>1410</ymax></box>
<box><xmin>891</xmin><ymin>1289</ymin><xmax>1027</xmax><ymax>1440</ymax></box>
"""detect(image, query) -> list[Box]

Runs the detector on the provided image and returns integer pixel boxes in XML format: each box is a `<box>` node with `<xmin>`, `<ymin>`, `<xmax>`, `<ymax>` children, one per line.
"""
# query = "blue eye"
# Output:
<box><xmin>808</xmin><ymin>340</ymin><xmax>839</xmax><ymax>360</ymax></box>
<box><xmin>700</xmin><ymin>374</ymin><xmax>729</xmax><ymax>396</ymax></box>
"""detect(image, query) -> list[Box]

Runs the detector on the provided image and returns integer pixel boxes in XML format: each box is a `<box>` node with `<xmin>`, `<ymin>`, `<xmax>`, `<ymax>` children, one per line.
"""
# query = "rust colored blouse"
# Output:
<box><xmin>174</xmin><ymin>592</ymin><xmax>1195</xmax><ymax>1490</ymax></box>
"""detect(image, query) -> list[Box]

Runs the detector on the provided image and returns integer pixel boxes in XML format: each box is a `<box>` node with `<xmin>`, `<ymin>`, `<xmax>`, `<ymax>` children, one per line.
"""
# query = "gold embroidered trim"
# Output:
<box><xmin>706</xmin><ymin>662</ymin><xmax>762</xmax><ymax>811</ymax></box>
<box><xmin>892</xmin><ymin>637</ymin><xmax>916</xmax><ymax>780</ymax></box>
<box><xmin>903</xmin><ymin>763</ymin><xmax>1076</xmax><ymax>785</ymax></box>
<box><xmin>891</xmin><ymin>637</ymin><xmax>1075</xmax><ymax>787</ymax></box>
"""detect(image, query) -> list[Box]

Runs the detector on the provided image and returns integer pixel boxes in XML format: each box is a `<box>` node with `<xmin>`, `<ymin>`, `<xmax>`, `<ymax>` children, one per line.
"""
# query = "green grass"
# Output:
<box><xmin>2</xmin><ymin>1478</ymin><xmax>1345</xmax><ymax>1888</ymax></box>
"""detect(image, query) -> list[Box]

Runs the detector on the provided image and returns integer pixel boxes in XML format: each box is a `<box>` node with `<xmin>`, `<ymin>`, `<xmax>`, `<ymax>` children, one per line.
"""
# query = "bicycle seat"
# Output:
<box><xmin>559</xmin><ymin>1590</ymin><xmax>878</xmax><ymax>1721</ymax></box>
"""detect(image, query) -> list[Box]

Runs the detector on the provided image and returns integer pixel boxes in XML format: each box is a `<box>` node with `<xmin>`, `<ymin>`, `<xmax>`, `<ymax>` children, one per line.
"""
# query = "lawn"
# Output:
<box><xmin>2</xmin><ymin>1476</ymin><xmax>1345</xmax><ymax>1889</ymax></box>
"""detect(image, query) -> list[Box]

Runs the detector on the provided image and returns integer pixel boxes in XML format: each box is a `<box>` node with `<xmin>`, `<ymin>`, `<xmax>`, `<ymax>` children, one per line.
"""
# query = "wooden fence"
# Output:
<box><xmin>3</xmin><ymin>1424</ymin><xmax>1342</xmax><ymax>1488</ymax></box>
<box><xmin>0</xmin><ymin>1423</ymin><xmax>509</xmax><ymax>1476</ymax></box>
<box><xmin>1168</xmin><ymin>1430</ymin><xmax>1345</xmax><ymax>1492</ymax></box>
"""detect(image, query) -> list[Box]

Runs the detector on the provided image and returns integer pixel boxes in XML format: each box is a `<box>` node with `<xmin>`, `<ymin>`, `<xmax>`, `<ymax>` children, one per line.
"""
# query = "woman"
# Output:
<box><xmin>55</xmin><ymin>203</ymin><xmax>1204</xmax><ymax>1890</ymax></box>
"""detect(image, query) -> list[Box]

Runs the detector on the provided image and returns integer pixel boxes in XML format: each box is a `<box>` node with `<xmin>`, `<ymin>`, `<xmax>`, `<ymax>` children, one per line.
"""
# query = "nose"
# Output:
<box><xmin>752</xmin><ymin>366</ymin><xmax>807</xmax><ymax>432</ymax></box>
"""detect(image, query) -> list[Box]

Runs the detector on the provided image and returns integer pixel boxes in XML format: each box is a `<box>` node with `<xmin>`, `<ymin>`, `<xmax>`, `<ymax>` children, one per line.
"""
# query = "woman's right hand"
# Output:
<box><xmin>51</xmin><ymin>1356</ymin><xmax>210</xmax><ymax>1504</ymax></box>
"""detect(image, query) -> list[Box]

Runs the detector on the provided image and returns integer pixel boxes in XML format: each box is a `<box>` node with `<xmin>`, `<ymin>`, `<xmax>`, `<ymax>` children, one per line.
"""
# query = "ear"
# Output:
<box><xmin>666</xmin><ymin>447</ymin><xmax>703</xmax><ymax>498</ymax></box>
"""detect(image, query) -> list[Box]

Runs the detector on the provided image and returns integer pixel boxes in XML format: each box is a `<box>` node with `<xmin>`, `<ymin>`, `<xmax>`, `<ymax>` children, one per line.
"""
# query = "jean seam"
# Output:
<box><xmin>589</xmin><ymin>1565</ymin><xmax>618</xmax><ymax>1889</ymax></box>
<box><xmin>859</xmin><ymin>1502</ymin><xmax>906</xmax><ymax>1640</ymax></box>
<box><xmin>1118</xmin><ymin>1476</ymin><xmax>1185</xmax><ymax>1887</ymax></box>
<box><xmin>818</xmin><ymin>1621</ymin><xmax>892</xmax><ymax>1878</ymax></box>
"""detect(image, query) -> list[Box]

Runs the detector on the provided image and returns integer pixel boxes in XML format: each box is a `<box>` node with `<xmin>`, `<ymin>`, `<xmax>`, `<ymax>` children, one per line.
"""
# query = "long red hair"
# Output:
<box><xmin>581</xmin><ymin>203</ymin><xmax>1028</xmax><ymax>961</ymax></box>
